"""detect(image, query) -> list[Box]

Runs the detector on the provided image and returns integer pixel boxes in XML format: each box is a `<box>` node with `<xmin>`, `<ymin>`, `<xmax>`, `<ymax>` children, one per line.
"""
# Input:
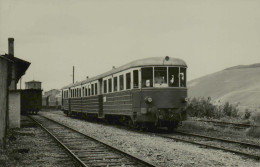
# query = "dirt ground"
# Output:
<box><xmin>0</xmin><ymin>116</ymin><xmax>77</xmax><ymax>167</ymax></box>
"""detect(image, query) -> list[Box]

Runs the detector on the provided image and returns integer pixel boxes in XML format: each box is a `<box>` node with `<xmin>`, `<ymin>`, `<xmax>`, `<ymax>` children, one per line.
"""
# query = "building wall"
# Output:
<box><xmin>9</xmin><ymin>91</ymin><xmax>21</xmax><ymax>128</ymax></box>
<box><xmin>0</xmin><ymin>57</ymin><xmax>8</xmax><ymax>151</ymax></box>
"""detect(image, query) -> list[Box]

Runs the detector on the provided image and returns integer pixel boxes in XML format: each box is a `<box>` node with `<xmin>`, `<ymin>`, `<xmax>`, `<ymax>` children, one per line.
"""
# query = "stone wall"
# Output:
<box><xmin>9</xmin><ymin>91</ymin><xmax>21</xmax><ymax>128</ymax></box>
<box><xmin>0</xmin><ymin>57</ymin><xmax>9</xmax><ymax>152</ymax></box>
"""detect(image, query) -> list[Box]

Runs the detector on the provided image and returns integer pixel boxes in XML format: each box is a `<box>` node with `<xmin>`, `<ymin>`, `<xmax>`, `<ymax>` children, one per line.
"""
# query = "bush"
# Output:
<box><xmin>185</xmin><ymin>97</ymin><xmax>238</xmax><ymax>119</ymax></box>
<box><xmin>250</xmin><ymin>111</ymin><xmax>260</xmax><ymax>124</ymax></box>
<box><xmin>243</xmin><ymin>109</ymin><xmax>251</xmax><ymax>119</ymax></box>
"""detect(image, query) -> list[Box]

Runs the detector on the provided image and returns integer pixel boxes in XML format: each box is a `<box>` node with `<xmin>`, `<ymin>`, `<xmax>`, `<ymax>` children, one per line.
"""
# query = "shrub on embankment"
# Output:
<box><xmin>185</xmin><ymin>97</ymin><xmax>239</xmax><ymax>119</ymax></box>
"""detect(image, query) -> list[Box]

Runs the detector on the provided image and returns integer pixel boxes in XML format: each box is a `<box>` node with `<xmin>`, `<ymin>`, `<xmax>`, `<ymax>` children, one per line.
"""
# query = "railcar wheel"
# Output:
<box><xmin>127</xmin><ymin>119</ymin><xmax>134</xmax><ymax>129</ymax></box>
<box><xmin>167</xmin><ymin>122</ymin><xmax>178</xmax><ymax>132</ymax></box>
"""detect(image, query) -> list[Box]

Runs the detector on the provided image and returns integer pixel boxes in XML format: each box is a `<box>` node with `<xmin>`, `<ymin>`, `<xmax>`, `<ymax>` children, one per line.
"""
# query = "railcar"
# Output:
<box><xmin>21</xmin><ymin>89</ymin><xmax>42</xmax><ymax>115</ymax></box>
<box><xmin>61</xmin><ymin>57</ymin><xmax>187</xmax><ymax>130</ymax></box>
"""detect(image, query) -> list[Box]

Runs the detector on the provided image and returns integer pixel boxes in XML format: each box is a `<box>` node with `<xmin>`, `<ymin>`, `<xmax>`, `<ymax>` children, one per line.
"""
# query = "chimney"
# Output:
<box><xmin>8</xmin><ymin>38</ymin><xmax>16</xmax><ymax>90</ymax></box>
<box><xmin>8</xmin><ymin>38</ymin><xmax>14</xmax><ymax>58</ymax></box>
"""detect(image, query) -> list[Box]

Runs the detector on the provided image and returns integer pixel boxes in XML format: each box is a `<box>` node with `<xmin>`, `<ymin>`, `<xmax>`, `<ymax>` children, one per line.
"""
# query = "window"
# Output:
<box><xmin>104</xmin><ymin>80</ymin><xmax>107</xmax><ymax>93</ymax></box>
<box><xmin>108</xmin><ymin>79</ymin><xmax>112</xmax><ymax>92</ymax></box>
<box><xmin>88</xmin><ymin>85</ymin><xmax>91</xmax><ymax>96</ymax></box>
<box><xmin>126</xmin><ymin>73</ymin><xmax>131</xmax><ymax>89</ymax></box>
<box><xmin>168</xmin><ymin>67</ymin><xmax>179</xmax><ymax>87</ymax></box>
<box><xmin>82</xmin><ymin>87</ymin><xmax>85</xmax><ymax>97</ymax></box>
<box><xmin>141</xmin><ymin>67</ymin><xmax>153</xmax><ymax>88</ymax></box>
<box><xmin>85</xmin><ymin>87</ymin><xmax>87</xmax><ymax>96</ymax></box>
<box><xmin>95</xmin><ymin>83</ymin><xmax>98</xmax><ymax>95</ymax></box>
<box><xmin>180</xmin><ymin>67</ymin><xmax>186</xmax><ymax>87</ymax></box>
<box><xmin>119</xmin><ymin>75</ymin><xmax>124</xmax><ymax>90</ymax></box>
<box><xmin>91</xmin><ymin>84</ymin><xmax>94</xmax><ymax>95</ymax></box>
<box><xmin>133</xmin><ymin>70</ymin><xmax>139</xmax><ymax>88</ymax></box>
<box><xmin>113</xmin><ymin>77</ymin><xmax>118</xmax><ymax>91</ymax></box>
<box><xmin>79</xmin><ymin>88</ymin><xmax>81</xmax><ymax>97</ymax></box>
<box><xmin>154</xmin><ymin>67</ymin><xmax>167</xmax><ymax>87</ymax></box>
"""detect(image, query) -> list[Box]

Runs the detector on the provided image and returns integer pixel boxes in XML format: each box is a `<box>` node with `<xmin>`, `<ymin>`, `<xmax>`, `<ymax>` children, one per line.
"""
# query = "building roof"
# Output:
<box><xmin>26</xmin><ymin>80</ymin><xmax>41</xmax><ymax>83</ymax></box>
<box><xmin>1</xmin><ymin>54</ymin><xmax>30</xmax><ymax>83</ymax></box>
<box><xmin>62</xmin><ymin>57</ymin><xmax>187</xmax><ymax>89</ymax></box>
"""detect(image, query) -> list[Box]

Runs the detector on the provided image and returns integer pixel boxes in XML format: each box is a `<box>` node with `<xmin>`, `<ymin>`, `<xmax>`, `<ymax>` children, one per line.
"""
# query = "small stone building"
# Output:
<box><xmin>25</xmin><ymin>80</ymin><xmax>41</xmax><ymax>90</ymax></box>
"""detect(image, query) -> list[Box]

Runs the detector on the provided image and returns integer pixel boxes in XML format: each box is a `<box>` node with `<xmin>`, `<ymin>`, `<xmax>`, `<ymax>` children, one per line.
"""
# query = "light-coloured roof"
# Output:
<box><xmin>26</xmin><ymin>80</ymin><xmax>41</xmax><ymax>83</ymax></box>
<box><xmin>62</xmin><ymin>57</ymin><xmax>187</xmax><ymax>89</ymax></box>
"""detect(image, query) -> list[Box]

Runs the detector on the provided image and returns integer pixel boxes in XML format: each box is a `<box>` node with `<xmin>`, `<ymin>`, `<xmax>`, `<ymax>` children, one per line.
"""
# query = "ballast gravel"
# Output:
<box><xmin>41</xmin><ymin>111</ymin><xmax>260</xmax><ymax>167</ymax></box>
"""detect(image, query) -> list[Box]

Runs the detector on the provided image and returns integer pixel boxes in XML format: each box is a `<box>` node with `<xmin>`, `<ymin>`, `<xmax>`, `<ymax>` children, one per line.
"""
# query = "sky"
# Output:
<box><xmin>1</xmin><ymin>0</ymin><xmax>260</xmax><ymax>92</ymax></box>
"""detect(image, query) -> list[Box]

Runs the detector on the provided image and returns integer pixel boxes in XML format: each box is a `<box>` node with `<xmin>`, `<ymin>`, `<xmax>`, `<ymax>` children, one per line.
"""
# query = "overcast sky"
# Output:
<box><xmin>1</xmin><ymin>0</ymin><xmax>260</xmax><ymax>92</ymax></box>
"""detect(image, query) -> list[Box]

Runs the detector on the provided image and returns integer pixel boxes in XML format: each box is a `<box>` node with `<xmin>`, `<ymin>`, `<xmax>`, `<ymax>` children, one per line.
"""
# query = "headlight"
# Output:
<box><xmin>145</xmin><ymin>96</ymin><xmax>153</xmax><ymax>103</ymax></box>
<box><xmin>184</xmin><ymin>97</ymin><xmax>188</xmax><ymax>102</ymax></box>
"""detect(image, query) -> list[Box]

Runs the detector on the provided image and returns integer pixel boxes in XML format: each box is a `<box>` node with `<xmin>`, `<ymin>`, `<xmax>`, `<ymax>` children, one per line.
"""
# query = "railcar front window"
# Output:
<box><xmin>168</xmin><ymin>67</ymin><xmax>179</xmax><ymax>87</ymax></box>
<box><xmin>180</xmin><ymin>68</ymin><xmax>186</xmax><ymax>87</ymax></box>
<box><xmin>154</xmin><ymin>67</ymin><xmax>167</xmax><ymax>87</ymax></box>
<box><xmin>141</xmin><ymin>67</ymin><xmax>153</xmax><ymax>88</ymax></box>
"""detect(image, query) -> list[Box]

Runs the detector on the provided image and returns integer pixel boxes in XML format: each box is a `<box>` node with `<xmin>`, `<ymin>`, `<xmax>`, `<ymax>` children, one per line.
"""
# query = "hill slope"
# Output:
<box><xmin>188</xmin><ymin>64</ymin><xmax>260</xmax><ymax>108</ymax></box>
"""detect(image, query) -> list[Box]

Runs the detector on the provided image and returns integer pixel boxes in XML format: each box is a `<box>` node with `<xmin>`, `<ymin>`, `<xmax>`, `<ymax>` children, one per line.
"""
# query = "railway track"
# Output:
<box><xmin>29</xmin><ymin>115</ymin><xmax>157</xmax><ymax>167</ymax></box>
<box><xmin>41</xmin><ymin>111</ymin><xmax>260</xmax><ymax>160</ymax></box>
<box><xmin>195</xmin><ymin>119</ymin><xmax>260</xmax><ymax>129</ymax></box>
<box><xmin>157</xmin><ymin>131</ymin><xmax>260</xmax><ymax>160</ymax></box>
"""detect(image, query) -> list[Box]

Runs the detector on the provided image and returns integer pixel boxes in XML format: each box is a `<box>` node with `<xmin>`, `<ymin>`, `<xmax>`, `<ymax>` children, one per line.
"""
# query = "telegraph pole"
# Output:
<box><xmin>73</xmin><ymin>66</ymin><xmax>75</xmax><ymax>84</ymax></box>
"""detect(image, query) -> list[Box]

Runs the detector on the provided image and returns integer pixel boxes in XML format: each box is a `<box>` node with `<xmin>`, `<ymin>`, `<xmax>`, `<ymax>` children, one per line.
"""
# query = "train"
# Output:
<box><xmin>20</xmin><ymin>89</ymin><xmax>42</xmax><ymax>115</ymax></box>
<box><xmin>61</xmin><ymin>57</ymin><xmax>188</xmax><ymax>130</ymax></box>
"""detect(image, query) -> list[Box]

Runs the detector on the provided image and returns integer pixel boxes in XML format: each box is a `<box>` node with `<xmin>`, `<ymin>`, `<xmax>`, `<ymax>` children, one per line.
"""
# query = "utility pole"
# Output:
<box><xmin>73</xmin><ymin>66</ymin><xmax>75</xmax><ymax>84</ymax></box>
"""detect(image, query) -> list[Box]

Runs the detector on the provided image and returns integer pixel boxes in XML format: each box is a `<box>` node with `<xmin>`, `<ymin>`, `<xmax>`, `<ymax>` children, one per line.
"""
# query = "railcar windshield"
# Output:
<box><xmin>141</xmin><ymin>66</ymin><xmax>186</xmax><ymax>88</ymax></box>
<box><xmin>141</xmin><ymin>67</ymin><xmax>153</xmax><ymax>88</ymax></box>
<box><xmin>180</xmin><ymin>67</ymin><xmax>186</xmax><ymax>87</ymax></box>
<box><xmin>154</xmin><ymin>67</ymin><xmax>167</xmax><ymax>87</ymax></box>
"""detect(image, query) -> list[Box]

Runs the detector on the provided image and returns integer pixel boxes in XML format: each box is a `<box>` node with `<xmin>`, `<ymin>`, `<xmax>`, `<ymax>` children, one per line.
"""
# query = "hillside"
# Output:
<box><xmin>188</xmin><ymin>64</ymin><xmax>260</xmax><ymax>108</ymax></box>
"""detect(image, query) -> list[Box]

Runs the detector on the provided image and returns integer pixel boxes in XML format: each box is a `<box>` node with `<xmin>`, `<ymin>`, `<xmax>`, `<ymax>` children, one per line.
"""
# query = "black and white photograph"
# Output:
<box><xmin>0</xmin><ymin>0</ymin><xmax>260</xmax><ymax>166</ymax></box>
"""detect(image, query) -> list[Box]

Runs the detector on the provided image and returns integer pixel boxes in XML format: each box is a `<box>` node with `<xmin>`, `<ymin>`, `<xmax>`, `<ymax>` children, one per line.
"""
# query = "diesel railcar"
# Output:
<box><xmin>61</xmin><ymin>57</ymin><xmax>187</xmax><ymax>130</ymax></box>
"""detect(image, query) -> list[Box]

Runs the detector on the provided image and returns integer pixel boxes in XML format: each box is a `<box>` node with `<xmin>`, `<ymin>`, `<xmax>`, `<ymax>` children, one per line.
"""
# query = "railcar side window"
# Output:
<box><xmin>108</xmin><ymin>79</ymin><xmax>112</xmax><ymax>93</ymax></box>
<box><xmin>82</xmin><ymin>87</ymin><xmax>85</xmax><ymax>97</ymax></box>
<box><xmin>168</xmin><ymin>67</ymin><xmax>179</xmax><ymax>87</ymax></box>
<box><xmin>119</xmin><ymin>75</ymin><xmax>124</xmax><ymax>91</ymax></box>
<box><xmin>126</xmin><ymin>73</ymin><xmax>131</xmax><ymax>89</ymax></box>
<box><xmin>104</xmin><ymin>80</ymin><xmax>107</xmax><ymax>93</ymax></box>
<box><xmin>141</xmin><ymin>67</ymin><xmax>153</xmax><ymax>88</ymax></box>
<box><xmin>133</xmin><ymin>70</ymin><xmax>139</xmax><ymax>88</ymax></box>
<box><xmin>95</xmin><ymin>83</ymin><xmax>98</xmax><ymax>95</ymax></box>
<box><xmin>91</xmin><ymin>84</ymin><xmax>94</xmax><ymax>95</ymax></box>
<box><xmin>154</xmin><ymin>67</ymin><xmax>167</xmax><ymax>87</ymax></box>
<box><xmin>180</xmin><ymin>68</ymin><xmax>186</xmax><ymax>87</ymax></box>
<box><xmin>85</xmin><ymin>87</ymin><xmax>87</xmax><ymax>97</ymax></box>
<box><xmin>88</xmin><ymin>85</ymin><xmax>91</xmax><ymax>96</ymax></box>
<box><xmin>113</xmin><ymin>77</ymin><xmax>118</xmax><ymax>91</ymax></box>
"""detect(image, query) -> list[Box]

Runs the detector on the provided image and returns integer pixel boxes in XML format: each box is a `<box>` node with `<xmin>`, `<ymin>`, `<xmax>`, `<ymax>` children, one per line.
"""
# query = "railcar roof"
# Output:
<box><xmin>62</xmin><ymin>57</ymin><xmax>187</xmax><ymax>89</ymax></box>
